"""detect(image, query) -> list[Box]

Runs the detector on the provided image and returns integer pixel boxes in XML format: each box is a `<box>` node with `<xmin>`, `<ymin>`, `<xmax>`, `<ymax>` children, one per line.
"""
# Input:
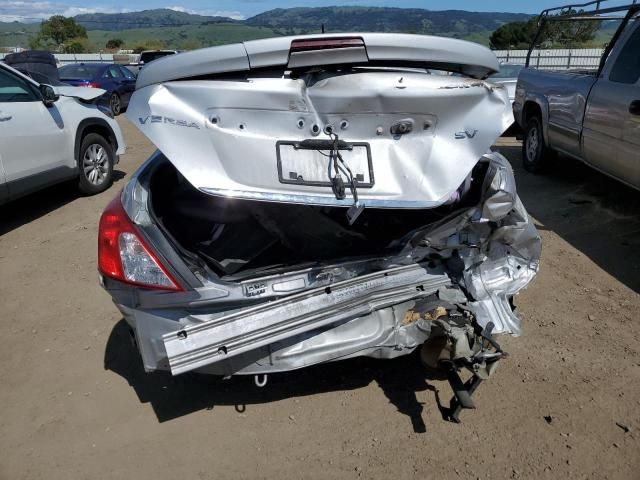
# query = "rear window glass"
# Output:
<box><xmin>140</xmin><ymin>51</ymin><xmax>175</xmax><ymax>64</ymax></box>
<box><xmin>59</xmin><ymin>64</ymin><xmax>103</xmax><ymax>79</ymax></box>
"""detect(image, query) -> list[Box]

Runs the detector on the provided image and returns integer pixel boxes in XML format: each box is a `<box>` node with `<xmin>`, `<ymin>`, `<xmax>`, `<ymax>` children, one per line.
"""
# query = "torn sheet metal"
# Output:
<box><xmin>408</xmin><ymin>152</ymin><xmax>540</xmax><ymax>335</ymax></box>
<box><xmin>115</xmin><ymin>151</ymin><xmax>540</xmax><ymax>375</ymax></box>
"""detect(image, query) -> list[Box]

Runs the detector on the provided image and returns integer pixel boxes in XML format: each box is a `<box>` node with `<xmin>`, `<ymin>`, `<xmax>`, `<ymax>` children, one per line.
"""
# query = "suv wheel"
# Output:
<box><xmin>109</xmin><ymin>92</ymin><xmax>121</xmax><ymax>116</ymax></box>
<box><xmin>78</xmin><ymin>133</ymin><xmax>114</xmax><ymax>195</ymax></box>
<box><xmin>522</xmin><ymin>116</ymin><xmax>555</xmax><ymax>173</ymax></box>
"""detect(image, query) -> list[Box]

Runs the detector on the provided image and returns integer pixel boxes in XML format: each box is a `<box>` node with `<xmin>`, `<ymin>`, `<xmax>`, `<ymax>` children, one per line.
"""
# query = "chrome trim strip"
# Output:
<box><xmin>199</xmin><ymin>186</ymin><xmax>445</xmax><ymax>209</ymax></box>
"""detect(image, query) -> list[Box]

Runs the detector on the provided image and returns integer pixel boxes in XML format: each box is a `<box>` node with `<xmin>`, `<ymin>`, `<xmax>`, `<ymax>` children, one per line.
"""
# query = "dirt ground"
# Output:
<box><xmin>0</xmin><ymin>117</ymin><xmax>638</xmax><ymax>480</ymax></box>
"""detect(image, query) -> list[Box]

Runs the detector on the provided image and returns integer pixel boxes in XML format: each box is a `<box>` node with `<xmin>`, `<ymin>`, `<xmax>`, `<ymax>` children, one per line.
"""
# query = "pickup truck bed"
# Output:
<box><xmin>514</xmin><ymin>68</ymin><xmax>597</xmax><ymax>160</ymax></box>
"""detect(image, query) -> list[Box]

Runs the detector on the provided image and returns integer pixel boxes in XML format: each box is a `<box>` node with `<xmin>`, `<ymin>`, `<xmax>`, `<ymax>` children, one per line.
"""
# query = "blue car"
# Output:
<box><xmin>58</xmin><ymin>63</ymin><xmax>136</xmax><ymax>116</ymax></box>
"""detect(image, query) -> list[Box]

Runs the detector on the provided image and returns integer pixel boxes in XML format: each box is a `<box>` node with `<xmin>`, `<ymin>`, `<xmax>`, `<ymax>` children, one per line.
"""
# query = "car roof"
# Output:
<box><xmin>0</xmin><ymin>61</ymin><xmax>41</xmax><ymax>87</ymax></box>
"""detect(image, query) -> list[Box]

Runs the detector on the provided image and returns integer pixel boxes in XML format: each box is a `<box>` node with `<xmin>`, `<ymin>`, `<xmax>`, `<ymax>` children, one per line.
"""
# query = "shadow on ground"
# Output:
<box><xmin>0</xmin><ymin>170</ymin><xmax>126</xmax><ymax>237</ymax></box>
<box><xmin>105</xmin><ymin>320</ymin><xmax>453</xmax><ymax>431</ymax></box>
<box><xmin>496</xmin><ymin>145</ymin><xmax>640</xmax><ymax>292</ymax></box>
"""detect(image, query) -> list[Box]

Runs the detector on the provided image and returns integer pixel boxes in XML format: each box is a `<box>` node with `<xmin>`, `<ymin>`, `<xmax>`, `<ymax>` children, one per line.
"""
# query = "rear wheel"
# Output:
<box><xmin>522</xmin><ymin>116</ymin><xmax>555</xmax><ymax>173</ymax></box>
<box><xmin>109</xmin><ymin>92</ymin><xmax>121</xmax><ymax>116</ymax></box>
<box><xmin>78</xmin><ymin>133</ymin><xmax>114</xmax><ymax>195</ymax></box>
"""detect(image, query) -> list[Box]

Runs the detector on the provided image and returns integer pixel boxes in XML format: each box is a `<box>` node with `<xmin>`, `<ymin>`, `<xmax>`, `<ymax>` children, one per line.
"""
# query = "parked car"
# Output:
<box><xmin>3</xmin><ymin>50</ymin><xmax>66</xmax><ymax>85</ymax></box>
<box><xmin>488</xmin><ymin>63</ymin><xmax>523</xmax><ymax>103</ymax></box>
<box><xmin>58</xmin><ymin>62</ymin><xmax>136</xmax><ymax>116</ymax></box>
<box><xmin>0</xmin><ymin>62</ymin><xmax>126</xmax><ymax>205</ymax></box>
<box><xmin>513</xmin><ymin>1</ymin><xmax>640</xmax><ymax>190</ymax></box>
<box><xmin>99</xmin><ymin>33</ymin><xmax>540</xmax><ymax>420</ymax></box>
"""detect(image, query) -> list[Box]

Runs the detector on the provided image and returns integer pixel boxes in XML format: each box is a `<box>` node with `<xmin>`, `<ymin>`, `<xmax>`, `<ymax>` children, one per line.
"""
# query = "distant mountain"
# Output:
<box><xmin>0</xmin><ymin>7</ymin><xmax>533</xmax><ymax>50</ymax></box>
<box><xmin>245</xmin><ymin>7</ymin><xmax>531</xmax><ymax>36</ymax></box>
<box><xmin>74</xmin><ymin>8</ymin><xmax>239</xmax><ymax>31</ymax></box>
<box><xmin>72</xmin><ymin>7</ymin><xmax>529</xmax><ymax>37</ymax></box>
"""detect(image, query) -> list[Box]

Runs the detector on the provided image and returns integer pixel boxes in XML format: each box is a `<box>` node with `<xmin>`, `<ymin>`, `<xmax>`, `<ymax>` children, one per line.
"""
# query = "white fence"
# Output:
<box><xmin>494</xmin><ymin>48</ymin><xmax>604</xmax><ymax>70</ymax></box>
<box><xmin>1</xmin><ymin>49</ymin><xmax>605</xmax><ymax>71</ymax></box>
<box><xmin>0</xmin><ymin>52</ymin><xmax>137</xmax><ymax>65</ymax></box>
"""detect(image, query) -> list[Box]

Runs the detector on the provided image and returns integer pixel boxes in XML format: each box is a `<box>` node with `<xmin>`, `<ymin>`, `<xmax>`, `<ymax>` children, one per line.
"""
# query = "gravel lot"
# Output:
<box><xmin>1</xmin><ymin>117</ymin><xmax>638</xmax><ymax>479</ymax></box>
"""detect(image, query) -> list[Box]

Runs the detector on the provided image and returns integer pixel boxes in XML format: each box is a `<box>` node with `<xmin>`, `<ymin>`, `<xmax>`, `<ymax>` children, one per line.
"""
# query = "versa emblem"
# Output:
<box><xmin>139</xmin><ymin>116</ymin><xmax>200</xmax><ymax>129</ymax></box>
<box><xmin>455</xmin><ymin>129</ymin><xmax>478</xmax><ymax>139</ymax></box>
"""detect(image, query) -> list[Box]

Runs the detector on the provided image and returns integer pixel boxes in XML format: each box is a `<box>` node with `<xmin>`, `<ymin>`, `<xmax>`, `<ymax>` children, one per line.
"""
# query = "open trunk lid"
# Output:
<box><xmin>127</xmin><ymin>33</ymin><xmax>511</xmax><ymax>209</ymax></box>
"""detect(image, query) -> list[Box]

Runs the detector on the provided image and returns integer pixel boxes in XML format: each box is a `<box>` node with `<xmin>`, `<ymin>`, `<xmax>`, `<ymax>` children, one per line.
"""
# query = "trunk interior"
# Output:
<box><xmin>147</xmin><ymin>160</ymin><xmax>487</xmax><ymax>280</ymax></box>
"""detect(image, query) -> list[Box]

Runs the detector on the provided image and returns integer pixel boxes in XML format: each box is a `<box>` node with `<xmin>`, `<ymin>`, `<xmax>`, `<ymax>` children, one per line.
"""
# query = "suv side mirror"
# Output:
<box><xmin>40</xmin><ymin>84</ymin><xmax>59</xmax><ymax>107</ymax></box>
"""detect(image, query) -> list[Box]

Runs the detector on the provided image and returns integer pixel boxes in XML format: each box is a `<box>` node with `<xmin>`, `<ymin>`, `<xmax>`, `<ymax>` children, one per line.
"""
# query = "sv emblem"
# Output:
<box><xmin>455</xmin><ymin>129</ymin><xmax>478</xmax><ymax>139</ymax></box>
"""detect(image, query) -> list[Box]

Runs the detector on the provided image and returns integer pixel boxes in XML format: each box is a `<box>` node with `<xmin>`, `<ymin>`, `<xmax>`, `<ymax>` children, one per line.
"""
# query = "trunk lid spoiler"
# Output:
<box><xmin>135</xmin><ymin>33</ymin><xmax>499</xmax><ymax>89</ymax></box>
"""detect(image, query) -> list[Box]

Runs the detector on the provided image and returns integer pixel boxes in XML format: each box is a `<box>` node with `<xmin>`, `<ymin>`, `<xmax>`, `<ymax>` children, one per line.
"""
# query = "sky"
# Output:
<box><xmin>0</xmin><ymin>0</ymin><xmax>594</xmax><ymax>23</ymax></box>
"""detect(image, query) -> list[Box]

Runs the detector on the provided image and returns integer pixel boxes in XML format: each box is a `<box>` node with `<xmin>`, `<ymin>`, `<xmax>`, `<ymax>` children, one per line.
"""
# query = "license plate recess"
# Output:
<box><xmin>276</xmin><ymin>140</ymin><xmax>374</xmax><ymax>188</ymax></box>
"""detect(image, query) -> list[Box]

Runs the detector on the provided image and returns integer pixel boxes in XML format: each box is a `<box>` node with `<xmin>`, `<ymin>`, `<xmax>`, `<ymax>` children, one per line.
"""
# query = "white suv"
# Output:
<box><xmin>0</xmin><ymin>62</ymin><xmax>126</xmax><ymax>205</ymax></box>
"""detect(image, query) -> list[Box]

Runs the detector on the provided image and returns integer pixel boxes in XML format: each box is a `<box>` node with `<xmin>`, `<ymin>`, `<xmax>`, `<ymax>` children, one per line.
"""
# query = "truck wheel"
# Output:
<box><xmin>522</xmin><ymin>116</ymin><xmax>555</xmax><ymax>173</ymax></box>
<box><xmin>77</xmin><ymin>133</ymin><xmax>114</xmax><ymax>195</ymax></box>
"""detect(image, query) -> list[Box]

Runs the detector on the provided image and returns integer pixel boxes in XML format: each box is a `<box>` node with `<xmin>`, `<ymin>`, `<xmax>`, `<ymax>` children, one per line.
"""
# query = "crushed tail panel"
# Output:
<box><xmin>146</xmin><ymin>152</ymin><xmax>540</xmax><ymax>375</ymax></box>
<box><xmin>162</xmin><ymin>265</ymin><xmax>451</xmax><ymax>375</ymax></box>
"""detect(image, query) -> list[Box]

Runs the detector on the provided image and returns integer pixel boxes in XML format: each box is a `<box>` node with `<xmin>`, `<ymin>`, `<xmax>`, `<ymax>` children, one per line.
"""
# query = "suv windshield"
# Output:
<box><xmin>489</xmin><ymin>64</ymin><xmax>523</xmax><ymax>79</ymax></box>
<box><xmin>140</xmin><ymin>51</ymin><xmax>176</xmax><ymax>64</ymax></box>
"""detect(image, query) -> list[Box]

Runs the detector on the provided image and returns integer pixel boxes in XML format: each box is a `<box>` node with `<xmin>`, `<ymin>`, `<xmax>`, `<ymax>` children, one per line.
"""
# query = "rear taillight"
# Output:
<box><xmin>290</xmin><ymin>37</ymin><xmax>364</xmax><ymax>52</ymax></box>
<box><xmin>85</xmin><ymin>83</ymin><xmax>100</xmax><ymax>88</ymax></box>
<box><xmin>98</xmin><ymin>194</ymin><xmax>182</xmax><ymax>291</ymax></box>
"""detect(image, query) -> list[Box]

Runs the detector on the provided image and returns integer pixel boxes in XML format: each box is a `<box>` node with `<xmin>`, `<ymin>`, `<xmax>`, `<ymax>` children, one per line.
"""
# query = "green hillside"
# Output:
<box><xmin>87</xmin><ymin>24</ymin><xmax>277</xmax><ymax>50</ymax></box>
<box><xmin>0</xmin><ymin>6</ymin><xmax>533</xmax><ymax>50</ymax></box>
<box><xmin>74</xmin><ymin>8</ymin><xmax>239</xmax><ymax>31</ymax></box>
<box><xmin>0</xmin><ymin>22</ymin><xmax>39</xmax><ymax>48</ymax></box>
<box><xmin>0</xmin><ymin>22</ymin><xmax>276</xmax><ymax>50</ymax></box>
<box><xmin>246</xmin><ymin>7</ymin><xmax>530</xmax><ymax>37</ymax></box>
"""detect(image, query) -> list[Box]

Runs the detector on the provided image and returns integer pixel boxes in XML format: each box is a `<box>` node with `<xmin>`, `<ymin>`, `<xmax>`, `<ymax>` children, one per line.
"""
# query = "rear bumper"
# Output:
<box><xmin>103</xmin><ymin>151</ymin><xmax>541</xmax><ymax>376</ymax></box>
<box><xmin>113</xmin><ymin>264</ymin><xmax>451</xmax><ymax>374</ymax></box>
<box><xmin>111</xmin><ymin>262</ymin><xmax>523</xmax><ymax>377</ymax></box>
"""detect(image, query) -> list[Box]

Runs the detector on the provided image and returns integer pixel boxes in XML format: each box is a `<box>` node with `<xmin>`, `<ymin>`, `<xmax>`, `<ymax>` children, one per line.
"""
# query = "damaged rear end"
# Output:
<box><xmin>100</xmin><ymin>33</ymin><xmax>540</xmax><ymax>420</ymax></box>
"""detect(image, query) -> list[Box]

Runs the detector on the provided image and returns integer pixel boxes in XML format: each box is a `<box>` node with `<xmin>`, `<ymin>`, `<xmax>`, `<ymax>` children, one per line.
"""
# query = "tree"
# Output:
<box><xmin>65</xmin><ymin>41</ymin><xmax>86</xmax><ymax>53</ymax></box>
<box><xmin>105</xmin><ymin>38</ymin><xmax>124</xmax><ymax>50</ymax></box>
<box><xmin>35</xmin><ymin>16</ymin><xmax>87</xmax><ymax>49</ymax></box>
<box><xmin>544</xmin><ymin>11</ymin><xmax>600</xmax><ymax>47</ymax></box>
<box><xmin>490</xmin><ymin>19</ymin><xmax>537</xmax><ymax>49</ymax></box>
<box><xmin>490</xmin><ymin>12</ymin><xmax>600</xmax><ymax>49</ymax></box>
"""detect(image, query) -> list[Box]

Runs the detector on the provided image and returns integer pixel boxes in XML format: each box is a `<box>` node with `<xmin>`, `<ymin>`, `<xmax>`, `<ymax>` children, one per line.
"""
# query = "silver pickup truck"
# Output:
<box><xmin>513</xmin><ymin>2</ymin><xmax>640</xmax><ymax>190</ymax></box>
